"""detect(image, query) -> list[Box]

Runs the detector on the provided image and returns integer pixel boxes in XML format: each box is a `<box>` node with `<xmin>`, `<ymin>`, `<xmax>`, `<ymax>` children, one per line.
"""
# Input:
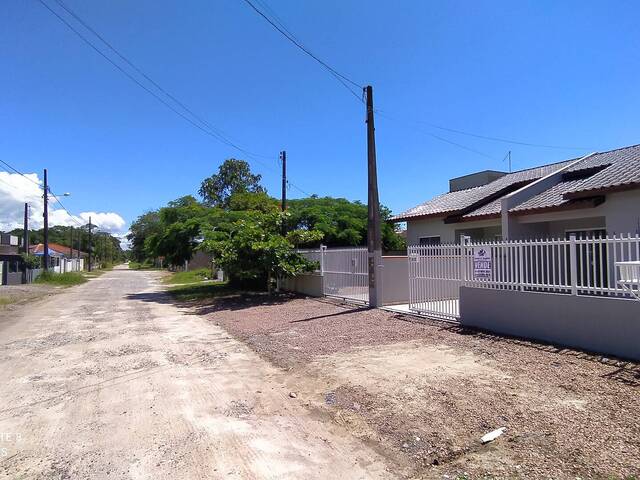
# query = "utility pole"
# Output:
<box><xmin>508</xmin><ymin>151</ymin><xmax>512</xmax><ymax>173</ymax></box>
<box><xmin>69</xmin><ymin>227</ymin><xmax>74</xmax><ymax>260</ymax></box>
<box><xmin>43</xmin><ymin>169</ymin><xmax>49</xmax><ymax>272</ymax></box>
<box><xmin>280</xmin><ymin>150</ymin><xmax>287</xmax><ymax>236</ymax></box>
<box><xmin>365</xmin><ymin>85</ymin><xmax>382</xmax><ymax>307</ymax></box>
<box><xmin>23</xmin><ymin>203</ymin><xmax>29</xmax><ymax>254</ymax></box>
<box><xmin>88</xmin><ymin>216</ymin><xmax>92</xmax><ymax>272</ymax></box>
<box><xmin>280</xmin><ymin>150</ymin><xmax>287</xmax><ymax>212</ymax></box>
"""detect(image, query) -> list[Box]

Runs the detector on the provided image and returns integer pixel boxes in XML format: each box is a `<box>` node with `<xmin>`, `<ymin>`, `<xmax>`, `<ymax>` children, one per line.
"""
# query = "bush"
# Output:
<box><xmin>21</xmin><ymin>254</ymin><xmax>42</xmax><ymax>270</ymax></box>
<box><xmin>35</xmin><ymin>271</ymin><xmax>87</xmax><ymax>286</ymax></box>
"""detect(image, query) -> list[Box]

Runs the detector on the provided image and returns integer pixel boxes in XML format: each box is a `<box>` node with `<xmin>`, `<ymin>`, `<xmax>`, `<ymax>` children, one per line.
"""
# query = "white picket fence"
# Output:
<box><xmin>409</xmin><ymin>234</ymin><xmax>640</xmax><ymax>321</ymax></box>
<box><xmin>297</xmin><ymin>246</ymin><xmax>369</xmax><ymax>304</ymax></box>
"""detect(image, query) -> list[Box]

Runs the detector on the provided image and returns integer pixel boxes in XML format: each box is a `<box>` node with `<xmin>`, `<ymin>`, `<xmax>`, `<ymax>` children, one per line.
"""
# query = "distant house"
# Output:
<box><xmin>0</xmin><ymin>234</ymin><xmax>23</xmax><ymax>285</ymax></box>
<box><xmin>30</xmin><ymin>242</ymin><xmax>87</xmax><ymax>272</ymax></box>
<box><xmin>391</xmin><ymin>144</ymin><xmax>640</xmax><ymax>244</ymax></box>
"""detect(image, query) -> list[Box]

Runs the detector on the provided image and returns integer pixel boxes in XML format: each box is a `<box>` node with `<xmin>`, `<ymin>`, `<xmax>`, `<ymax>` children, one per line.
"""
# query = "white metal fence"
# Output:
<box><xmin>297</xmin><ymin>246</ymin><xmax>369</xmax><ymax>304</ymax></box>
<box><xmin>409</xmin><ymin>234</ymin><xmax>640</xmax><ymax>321</ymax></box>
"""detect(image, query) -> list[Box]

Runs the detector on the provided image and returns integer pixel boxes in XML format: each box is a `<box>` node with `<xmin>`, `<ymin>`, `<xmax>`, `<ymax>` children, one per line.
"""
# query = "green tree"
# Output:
<box><xmin>285</xmin><ymin>196</ymin><xmax>406</xmax><ymax>251</ymax></box>
<box><xmin>199</xmin><ymin>159</ymin><xmax>265</xmax><ymax>208</ymax></box>
<box><xmin>202</xmin><ymin>208</ymin><xmax>322</xmax><ymax>290</ymax></box>
<box><xmin>127</xmin><ymin>211</ymin><xmax>162</xmax><ymax>263</ymax></box>
<box><xmin>143</xmin><ymin>196</ymin><xmax>216</xmax><ymax>267</ymax></box>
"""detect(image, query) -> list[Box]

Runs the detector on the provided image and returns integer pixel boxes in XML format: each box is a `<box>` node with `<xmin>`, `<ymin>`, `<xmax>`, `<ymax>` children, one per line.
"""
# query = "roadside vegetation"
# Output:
<box><xmin>163</xmin><ymin>268</ymin><xmax>212</xmax><ymax>285</ymax></box>
<box><xmin>34</xmin><ymin>271</ymin><xmax>87</xmax><ymax>286</ymax></box>
<box><xmin>0</xmin><ymin>297</ymin><xmax>14</xmax><ymax>307</ymax></box>
<box><xmin>168</xmin><ymin>281</ymin><xmax>234</xmax><ymax>302</ymax></box>
<box><xmin>127</xmin><ymin>158</ymin><xmax>406</xmax><ymax>292</ymax></box>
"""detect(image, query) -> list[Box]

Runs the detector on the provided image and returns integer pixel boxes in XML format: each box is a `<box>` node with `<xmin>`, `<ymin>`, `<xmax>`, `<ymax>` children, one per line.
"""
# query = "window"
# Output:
<box><xmin>419</xmin><ymin>236</ymin><xmax>441</xmax><ymax>246</ymax></box>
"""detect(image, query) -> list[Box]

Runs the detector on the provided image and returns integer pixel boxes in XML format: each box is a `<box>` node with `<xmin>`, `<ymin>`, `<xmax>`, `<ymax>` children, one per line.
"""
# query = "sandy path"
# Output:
<box><xmin>0</xmin><ymin>268</ymin><xmax>394</xmax><ymax>479</ymax></box>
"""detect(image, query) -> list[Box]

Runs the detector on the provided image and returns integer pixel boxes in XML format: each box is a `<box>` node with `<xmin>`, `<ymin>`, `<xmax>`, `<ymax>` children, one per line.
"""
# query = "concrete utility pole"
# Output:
<box><xmin>23</xmin><ymin>203</ymin><xmax>29</xmax><ymax>254</ymax></box>
<box><xmin>88</xmin><ymin>216</ymin><xmax>92</xmax><ymax>272</ymax></box>
<box><xmin>43</xmin><ymin>169</ymin><xmax>49</xmax><ymax>272</ymax></box>
<box><xmin>280</xmin><ymin>150</ymin><xmax>287</xmax><ymax>212</ymax></box>
<box><xmin>70</xmin><ymin>227</ymin><xmax>74</xmax><ymax>260</ymax></box>
<box><xmin>365</xmin><ymin>85</ymin><xmax>383</xmax><ymax>307</ymax></box>
<box><xmin>280</xmin><ymin>150</ymin><xmax>287</xmax><ymax>236</ymax></box>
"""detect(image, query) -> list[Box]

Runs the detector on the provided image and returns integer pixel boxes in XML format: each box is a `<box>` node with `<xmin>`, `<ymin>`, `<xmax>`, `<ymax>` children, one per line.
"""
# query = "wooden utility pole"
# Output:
<box><xmin>365</xmin><ymin>85</ymin><xmax>382</xmax><ymax>307</ymax></box>
<box><xmin>88</xmin><ymin>216</ymin><xmax>92</xmax><ymax>272</ymax></box>
<box><xmin>43</xmin><ymin>169</ymin><xmax>49</xmax><ymax>272</ymax></box>
<box><xmin>69</xmin><ymin>227</ymin><xmax>74</xmax><ymax>261</ymax></box>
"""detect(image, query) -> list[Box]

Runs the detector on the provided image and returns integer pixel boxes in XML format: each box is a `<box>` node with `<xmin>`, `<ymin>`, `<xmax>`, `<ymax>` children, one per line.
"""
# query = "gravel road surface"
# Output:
<box><xmin>0</xmin><ymin>267</ymin><xmax>394</xmax><ymax>479</ymax></box>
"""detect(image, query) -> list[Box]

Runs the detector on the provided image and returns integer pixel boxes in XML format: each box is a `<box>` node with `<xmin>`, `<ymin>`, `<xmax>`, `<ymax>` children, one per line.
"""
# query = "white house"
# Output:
<box><xmin>391</xmin><ymin>144</ymin><xmax>640</xmax><ymax>244</ymax></box>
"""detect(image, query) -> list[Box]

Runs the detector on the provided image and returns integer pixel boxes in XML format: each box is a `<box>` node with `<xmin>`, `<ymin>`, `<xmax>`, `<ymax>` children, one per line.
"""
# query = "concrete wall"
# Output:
<box><xmin>281</xmin><ymin>273</ymin><xmax>324</xmax><ymax>297</ymax></box>
<box><xmin>406</xmin><ymin>217</ymin><xmax>500</xmax><ymax>245</ymax></box>
<box><xmin>281</xmin><ymin>256</ymin><xmax>409</xmax><ymax>305</ymax></box>
<box><xmin>460</xmin><ymin>286</ymin><xmax>640</xmax><ymax>360</ymax></box>
<box><xmin>381</xmin><ymin>256</ymin><xmax>409</xmax><ymax>305</ymax></box>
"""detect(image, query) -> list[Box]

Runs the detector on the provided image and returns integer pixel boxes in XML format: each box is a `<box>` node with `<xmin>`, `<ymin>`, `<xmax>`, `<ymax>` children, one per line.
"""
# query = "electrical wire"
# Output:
<box><xmin>416</xmin><ymin>120</ymin><xmax>592</xmax><ymax>151</ymax></box>
<box><xmin>241</xmin><ymin>0</ymin><xmax>364</xmax><ymax>102</ymax></box>
<box><xmin>0</xmin><ymin>159</ymin><xmax>43</xmax><ymax>188</ymax></box>
<box><xmin>375</xmin><ymin>111</ymin><xmax>500</xmax><ymax>162</ymax></box>
<box><xmin>37</xmin><ymin>0</ymin><xmax>312</xmax><ymax>196</ymax></box>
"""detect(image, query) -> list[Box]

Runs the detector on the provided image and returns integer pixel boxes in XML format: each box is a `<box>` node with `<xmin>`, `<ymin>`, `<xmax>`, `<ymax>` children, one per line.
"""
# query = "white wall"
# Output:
<box><xmin>406</xmin><ymin>217</ymin><xmax>501</xmax><ymax>245</ymax></box>
<box><xmin>516</xmin><ymin>189</ymin><xmax>640</xmax><ymax>237</ymax></box>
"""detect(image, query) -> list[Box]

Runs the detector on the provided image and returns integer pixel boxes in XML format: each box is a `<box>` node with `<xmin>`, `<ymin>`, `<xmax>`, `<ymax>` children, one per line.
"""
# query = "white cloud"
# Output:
<box><xmin>0</xmin><ymin>171</ymin><xmax>126</xmax><ymax>235</ymax></box>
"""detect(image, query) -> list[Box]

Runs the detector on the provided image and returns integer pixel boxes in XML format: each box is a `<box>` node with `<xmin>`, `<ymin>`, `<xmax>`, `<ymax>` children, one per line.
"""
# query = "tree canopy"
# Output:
<box><xmin>128</xmin><ymin>159</ymin><xmax>406</xmax><ymax>288</ymax></box>
<box><xmin>198</xmin><ymin>158</ymin><xmax>265</xmax><ymax>208</ymax></box>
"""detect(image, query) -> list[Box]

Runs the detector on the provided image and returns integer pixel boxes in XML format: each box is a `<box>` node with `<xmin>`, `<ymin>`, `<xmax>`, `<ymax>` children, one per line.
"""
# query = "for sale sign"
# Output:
<box><xmin>473</xmin><ymin>247</ymin><xmax>492</xmax><ymax>279</ymax></box>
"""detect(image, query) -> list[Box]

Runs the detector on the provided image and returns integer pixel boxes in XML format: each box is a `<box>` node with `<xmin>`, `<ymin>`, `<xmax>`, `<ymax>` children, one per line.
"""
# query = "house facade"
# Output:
<box><xmin>391</xmin><ymin>144</ymin><xmax>640</xmax><ymax>244</ymax></box>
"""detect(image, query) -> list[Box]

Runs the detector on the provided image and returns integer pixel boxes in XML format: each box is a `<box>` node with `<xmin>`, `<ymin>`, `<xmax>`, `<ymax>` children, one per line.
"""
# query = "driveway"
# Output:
<box><xmin>0</xmin><ymin>267</ymin><xmax>393</xmax><ymax>479</ymax></box>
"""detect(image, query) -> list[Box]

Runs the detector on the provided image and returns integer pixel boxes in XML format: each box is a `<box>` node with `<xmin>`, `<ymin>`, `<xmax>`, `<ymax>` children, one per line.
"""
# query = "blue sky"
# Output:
<box><xmin>2</xmin><ymin>0</ymin><xmax>639</xmax><ymax>234</ymax></box>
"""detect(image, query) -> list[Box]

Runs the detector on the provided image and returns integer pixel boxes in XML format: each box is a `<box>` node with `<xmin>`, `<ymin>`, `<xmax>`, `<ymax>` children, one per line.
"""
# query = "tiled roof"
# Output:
<box><xmin>565</xmin><ymin>144</ymin><xmax>640</xmax><ymax>173</ymax></box>
<box><xmin>565</xmin><ymin>146</ymin><xmax>640</xmax><ymax>198</ymax></box>
<box><xmin>461</xmin><ymin>197</ymin><xmax>502</xmax><ymax>219</ymax></box>
<box><xmin>510</xmin><ymin>179</ymin><xmax>587</xmax><ymax>213</ymax></box>
<box><xmin>30</xmin><ymin>243</ymin><xmax>87</xmax><ymax>257</ymax></box>
<box><xmin>391</xmin><ymin>160</ymin><xmax>573</xmax><ymax>221</ymax></box>
<box><xmin>391</xmin><ymin>144</ymin><xmax>640</xmax><ymax>222</ymax></box>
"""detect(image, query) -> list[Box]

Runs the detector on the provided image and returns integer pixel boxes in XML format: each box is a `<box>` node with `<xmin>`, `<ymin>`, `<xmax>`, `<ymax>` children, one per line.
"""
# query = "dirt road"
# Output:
<box><xmin>0</xmin><ymin>268</ymin><xmax>394</xmax><ymax>479</ymax></box>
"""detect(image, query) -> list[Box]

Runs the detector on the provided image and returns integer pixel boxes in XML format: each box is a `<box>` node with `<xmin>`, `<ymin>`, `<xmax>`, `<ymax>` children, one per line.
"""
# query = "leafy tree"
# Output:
<box><xmin>143</xmin><ymin>196</ymin><xmax>216</xmax><ymax>267</ymax></box>
<box><xmin>199</xmin><ymin>159</ymin><xmax>265</xmax><ymax>208</ymax></box>
<box><xmin>202</xmin><ymin>208</ymin><xmax>322</xmax><ymax>290</ymax></box>
<box><xmin>285</xmin><ymin>196</ymin><xmax>406</xmax><ymax>251</ymax></box>
<box><xmin>128</xmin><ymin>211</ymin><xmax>162</xmax><ymax>262</ymax></box>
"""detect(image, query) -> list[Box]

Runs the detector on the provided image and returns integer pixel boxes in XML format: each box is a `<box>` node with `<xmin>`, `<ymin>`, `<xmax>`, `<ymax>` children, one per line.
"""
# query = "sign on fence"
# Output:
<box><xmin>473</xmin><ymin>247</ymin><xmax>492</xmax><ymax>279</ymax></box>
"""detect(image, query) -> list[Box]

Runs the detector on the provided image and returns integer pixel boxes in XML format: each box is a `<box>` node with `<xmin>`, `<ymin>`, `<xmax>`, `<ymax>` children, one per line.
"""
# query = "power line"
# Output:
<box><xmin>51</xmin><ymin>0</ymin><xmax>262</xmax><ymax>158</ymax></box>
<box><xmin>0</xmin><ymin>159</ymin><xmax>42</xmax><ymax>188</ymax></box>
<box><xmin>415</xmin><ymin>120</ymin><xmax>591</xmax><ymax>151</ymax></box>
<box><xmin>37</xmin><ymin>1</ymin><xmax>276</xmax><ymax>165</ymax></box>
<box><xmin>241</xmin><ymin>0</ymin><xmax>364</xmax><ymax>102</ymax></box>
<box><xmin>375</xmin><ymin>111</ymin><xmax>500</xmax><ymax>162</ymax></box>
<box><xmin>37</xmin><ymin>0</ymin><xmax>312</xmax><ymax>196</ymax></box>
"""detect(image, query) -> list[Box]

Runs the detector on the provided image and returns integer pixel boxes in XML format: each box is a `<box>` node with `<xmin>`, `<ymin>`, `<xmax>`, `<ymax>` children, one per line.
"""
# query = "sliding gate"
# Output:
<box><xmin>408</xmin><ymin>243</ymin><xmax>465</xmax><ymax>321</ymax></box>
<box><xmin>322</xmin><ymin>247</ymin><xmax>369</xmax><ymax>304</ymax></box>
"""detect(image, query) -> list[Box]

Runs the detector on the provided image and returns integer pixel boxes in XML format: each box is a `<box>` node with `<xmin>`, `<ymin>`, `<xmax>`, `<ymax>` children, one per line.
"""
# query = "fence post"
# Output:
<box><xmin>320</xmin><ymin>244</ymin><xmax>326</xmax><ymax>276</ymax></box>
<box><xmin>569</xmin><ymin>234</ymin><xmax>578</xmax><ymax>295</ymax></box>
<box><xmin>518</xmin><ymin>241</ymin><xmax>524</xmax><ymax>291</ymax></box>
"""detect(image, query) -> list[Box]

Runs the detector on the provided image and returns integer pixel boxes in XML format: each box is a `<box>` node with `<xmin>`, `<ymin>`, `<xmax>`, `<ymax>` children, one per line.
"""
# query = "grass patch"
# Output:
<box><xmin>0</xmin><ymin>297</ymin><xmax>14</xmax><ymax>307</ymax></box>
<box><xmin>163</xmin><ymin>268</ymin><xmax>212</xmax><ymax>285</ymax></box>
<box><xmin>128</xmin><ymin>261</ymin><xmax>160</xmax><ymax>270</ymax></box>
<box><xmin>35</xmin><ymin>271</ymin><xmax>87</xmax><ymax>286</ymax></box>
<box><xmin>168</xmin><ymin>282</ymin><xmax>235</xmax><ymax>302</ymax></box>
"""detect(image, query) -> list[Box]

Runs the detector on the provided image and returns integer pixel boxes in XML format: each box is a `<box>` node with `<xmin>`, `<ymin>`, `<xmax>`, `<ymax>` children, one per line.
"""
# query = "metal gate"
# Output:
<box><xmin>408</xmin><ymin>243</ymin><xmax>465</xmax><ymax>321</ymax></box>
<box><xmin>322</xmin><ymin>247</ymin><xmax>369</xmax><ymax>304</ymax></box>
